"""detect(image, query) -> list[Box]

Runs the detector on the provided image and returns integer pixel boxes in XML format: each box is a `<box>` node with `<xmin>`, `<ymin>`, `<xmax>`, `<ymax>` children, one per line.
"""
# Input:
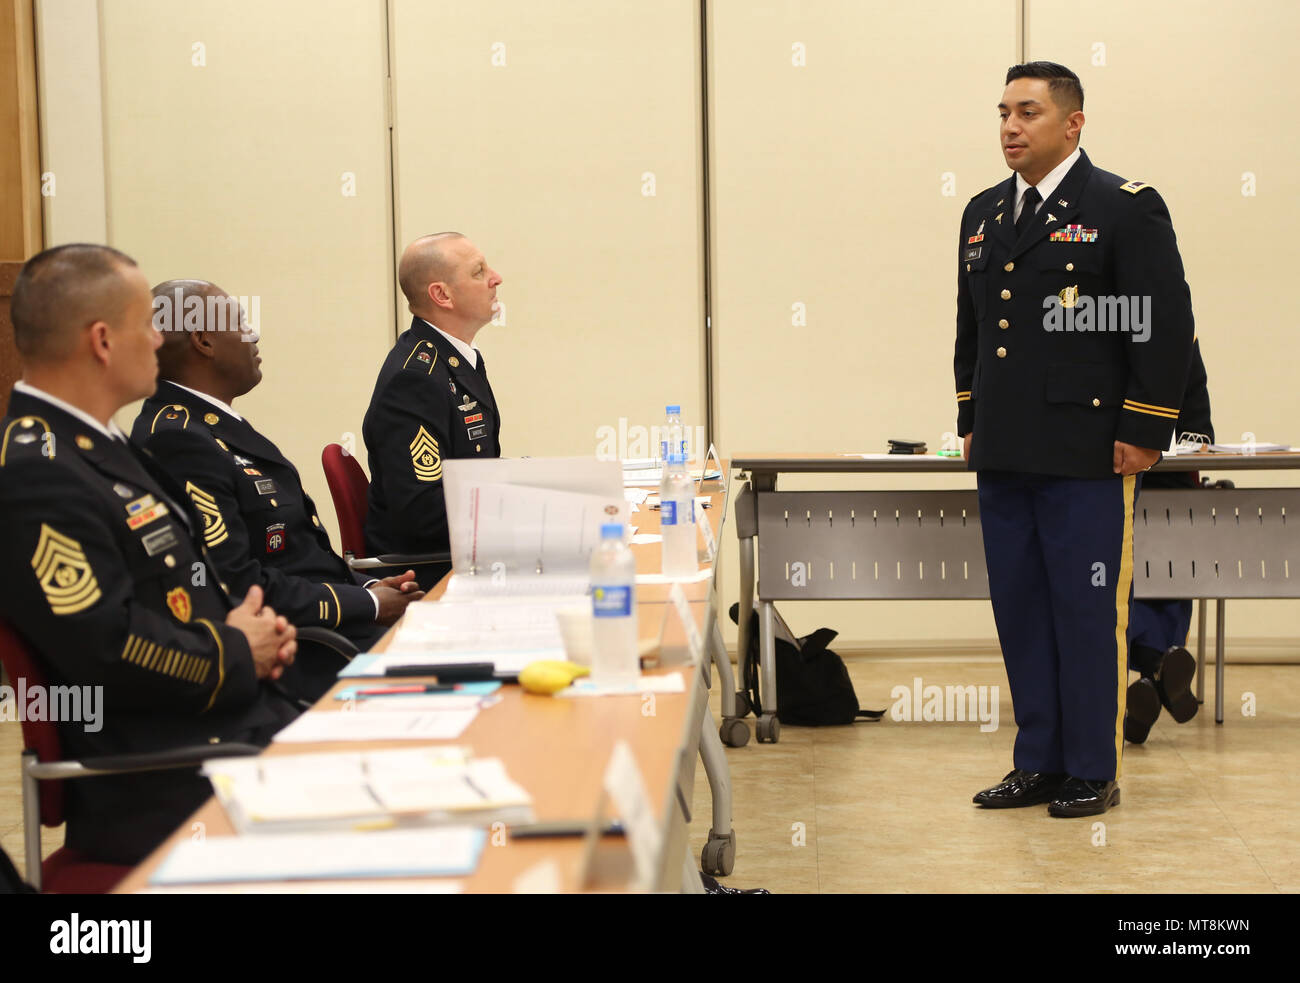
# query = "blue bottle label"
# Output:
<box><xmin>592</xmin><ymin>585</ymin><xmax>633</xmax><ymax>618</ymax></box>
<box><xmin>662</xmin><ymin>500</ymin><xmax>693</xmax><ymax>526</ymax></box>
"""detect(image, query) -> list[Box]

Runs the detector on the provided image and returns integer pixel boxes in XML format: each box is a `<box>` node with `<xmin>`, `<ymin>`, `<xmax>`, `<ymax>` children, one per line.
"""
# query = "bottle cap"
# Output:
<box><xmin>665</xmin><ymin>405</ymin><xmax>680</xmax><ymax>415</ymax></box>
<box><xmin>600</xmin><ymin>523</ymin><xmax>624</xmax><ymax>539</ymax></box>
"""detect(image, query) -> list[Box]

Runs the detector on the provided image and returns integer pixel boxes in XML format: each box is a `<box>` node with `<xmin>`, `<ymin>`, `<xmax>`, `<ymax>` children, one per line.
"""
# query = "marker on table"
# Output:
<box><xmin>356</xmin><ymin>683</ymin><xmax>459</xmax><ymax>696</ymax></box>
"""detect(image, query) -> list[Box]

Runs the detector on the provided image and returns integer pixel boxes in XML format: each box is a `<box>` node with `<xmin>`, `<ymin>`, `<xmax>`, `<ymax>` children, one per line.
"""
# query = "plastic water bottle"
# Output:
<box><xmin>661</xmin><ymin>405</ymin><xmax>684</xmax><ymax>466</ymax></box>
<box><xmin>590</xmin><ymin>523</ymin><xmax>639</xmax><ymax>686</ymax></box>
<box><xmin>659</xmin><ymin>453</ymin><xmax>697</xmax><ymax>578</ymax></box>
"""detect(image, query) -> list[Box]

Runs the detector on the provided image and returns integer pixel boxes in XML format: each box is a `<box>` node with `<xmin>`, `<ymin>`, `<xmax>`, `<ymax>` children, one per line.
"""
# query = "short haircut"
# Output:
<box><xmin>398</xmin><ymin>232</ymin><xmax>465</xmax><ymax>311</ymax></box>
<box><xmin>1005</xmin><ymin>61</ymin><xmax>1084</xmax><ymax>114</ymax></box>
<box><xmin>10</xmin><ymin>244</ymin><xmax>138</xmax><ymax>363</ymax></box>
<box><xmin>151</xmin><ymin>278</ymin><xmax>225</xmax><ymax>379</ymax></box>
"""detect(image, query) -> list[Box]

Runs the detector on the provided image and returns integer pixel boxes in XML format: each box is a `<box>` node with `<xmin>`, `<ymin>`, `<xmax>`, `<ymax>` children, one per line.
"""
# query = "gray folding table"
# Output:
<box><xmin>731</xmin><ymin>452</ymin><xmax>1300</xmax><ymax>743</ymax></box>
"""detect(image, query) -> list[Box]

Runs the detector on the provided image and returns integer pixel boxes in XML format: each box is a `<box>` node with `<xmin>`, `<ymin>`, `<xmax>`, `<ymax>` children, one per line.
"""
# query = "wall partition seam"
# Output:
<box><xmin>699</xmin><ymin>0</ymin><xmax>715</xmax><ymax>455</ymax></box>
<box><xmin>382</xmin><ymin>0</ymin><xmax>400</xmax><ymax>343</ymax></box>
<box><xmin>1018</xmin><ymin>0</ymin><xmax>1027</xmax><ymax>63</ymax></box>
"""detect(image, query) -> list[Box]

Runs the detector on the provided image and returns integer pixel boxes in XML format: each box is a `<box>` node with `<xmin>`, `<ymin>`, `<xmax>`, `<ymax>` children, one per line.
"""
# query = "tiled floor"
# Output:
<box><xmin>686</xmin><ymin>659</ymin><xmax>1299</xmax><ymax>893</ymax></box>
<box><xmin>2</xmin><ymin>659</ymin><xmax>1296</xmax><ymax>891</ymax></box>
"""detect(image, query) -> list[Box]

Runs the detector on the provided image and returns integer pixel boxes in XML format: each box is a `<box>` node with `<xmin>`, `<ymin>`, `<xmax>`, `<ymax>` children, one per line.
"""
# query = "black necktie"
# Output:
<box><xmin>1016</xmin><ymin>187</ymin><xmax>1041</xmax><ymax>236</ymax></box>
<box><xmin>476</xmin><ymin>351</ymin><xmax>488</xmax><ymax>380</ymax></box>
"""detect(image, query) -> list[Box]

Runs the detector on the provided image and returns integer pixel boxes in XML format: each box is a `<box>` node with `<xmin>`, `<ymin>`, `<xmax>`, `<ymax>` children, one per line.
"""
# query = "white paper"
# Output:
<box><xmin>623</xmin><ymin>487</ymin><xmax>651</xmax><ymax>504</ymax></box>
<box><xmin>668</xmin><ymin>583</ymin><xmax>705</xmax><ymax>664</ymax></box>
<box><xmin>272</xmin><ymin>708</ymin><xmax>479</xmax><ymax>743</ymax></box>
<box><xmin>443</xmin><ymin>457</ymin><xmax>625</xmax><ymax>575</ymax></box>
<box><xmin>635</xmin><ymin>568</ymin><xmax>712</xmax><ymax>585</ymax></box>
<box><xmin>630</xmin><ymin>533</ymin><xmax>662</xmax><ymax>544</ymax></box>
<box><xmin>557</xmin><ymin>672</ymin><xmax>685</xmax><ymax>697</ymax></box>
<box><xmin>151</xmin><ymin>828</ymin><xmax>485</xmax><ymax>884</ymax></box>
<box><xmin>603</xmin><ymin>741</ymin><xmax>661</xmax><ymax>890</ymax></box>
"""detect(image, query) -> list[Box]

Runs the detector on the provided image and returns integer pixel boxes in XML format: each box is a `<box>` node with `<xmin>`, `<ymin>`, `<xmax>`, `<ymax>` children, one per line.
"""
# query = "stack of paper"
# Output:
<box><xmin>204</xmin><ymin>748</ymin><xmax>535</xmax><ymax>834</ymax></box>
<box><xmin>151</xmin><ymin>828</ymin><xmax>487</xmax><ymax>885</ymax></box>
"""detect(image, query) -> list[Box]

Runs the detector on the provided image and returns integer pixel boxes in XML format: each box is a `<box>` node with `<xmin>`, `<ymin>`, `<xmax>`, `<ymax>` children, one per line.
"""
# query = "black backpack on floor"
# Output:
<box><xmin>729</xmin><ymin>603</ymin><xmax>883</xmax><ymax>726</ymax></box>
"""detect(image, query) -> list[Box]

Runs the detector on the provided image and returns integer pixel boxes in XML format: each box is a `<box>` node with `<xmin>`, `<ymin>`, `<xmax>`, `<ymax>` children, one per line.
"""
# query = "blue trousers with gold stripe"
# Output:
<box><xmin>977</xmin><ymin>471</ymin><xmax>1139</xmax><ymax>781</ymax></box>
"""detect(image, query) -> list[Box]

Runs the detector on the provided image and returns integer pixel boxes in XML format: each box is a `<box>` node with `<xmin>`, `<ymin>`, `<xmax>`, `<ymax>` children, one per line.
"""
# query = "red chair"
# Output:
<box><xmin>0</xmin><ymin>619</ymin><xmax>259</xmax><ymax>893</ymax></box>
<box><xmin>321</xmin><ymin>444</ymin><xmax>449</xmax><ymax>571</ymax></box>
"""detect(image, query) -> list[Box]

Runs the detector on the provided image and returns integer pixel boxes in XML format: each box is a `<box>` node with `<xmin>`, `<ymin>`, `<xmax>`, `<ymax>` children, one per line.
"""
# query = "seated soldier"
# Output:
<box><xmin>1124</xmin><ymin>339</ymin><xmax>1214</xmax><ymax>744</ymax></box>
<box><xmin>0</xmin><ymin>245</ymin><xmax>299</xmax><ymax>865</ymax></box>
<box><xmin>132</xmin><ymin>279</ymin><xmax>423</xmax><ymax>700</ymax></box>
<box><xmin>363</xmin><ymin>233</ymin><xmax>504</xmax><ymax>588</ymax></box>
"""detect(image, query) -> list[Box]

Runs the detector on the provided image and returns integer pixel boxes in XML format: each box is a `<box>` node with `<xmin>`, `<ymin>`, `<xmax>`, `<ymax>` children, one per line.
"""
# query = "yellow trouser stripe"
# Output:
<box><xmin>1113</xmin><ymin>474</ymin><xmax>1137</xmax><ymax>778</ymax></box>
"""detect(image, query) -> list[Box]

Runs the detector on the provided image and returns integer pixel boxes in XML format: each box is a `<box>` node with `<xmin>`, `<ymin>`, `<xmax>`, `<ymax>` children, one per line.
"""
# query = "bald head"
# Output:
<box><xmin>398</xmin><ymin>233</ymin><xmax>465</xmax><ymax>317</ymax></box>
<box><xmin>10</xmin><ymin>244</ymin><xmax>139</xmax><ymax>364</ymax></box>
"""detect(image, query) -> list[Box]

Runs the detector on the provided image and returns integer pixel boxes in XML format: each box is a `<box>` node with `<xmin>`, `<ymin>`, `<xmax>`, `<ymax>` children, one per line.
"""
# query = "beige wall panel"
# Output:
<box><xmin>34</xmin><ymin>0</ymin><xmax>108</xmax><ymax>246</ymax></box>
<box><xmin>390</xmin><ymin>0</ymin><xmax>705</xmax><ymax>462</ymax></box>
<box><xmin>711</xmin><ymin>1</ymin><xmax>1018</xmax><ymax>647</ymax></box>
<box><xmin>95</xmin><ymin>0</ymin><xmax>393</xmax><ymax>547</ymax></box>
<box><xmin>1029</xmin><ymin>0</ymin><xmax>1299</xmax><ymax>647</ymax></box>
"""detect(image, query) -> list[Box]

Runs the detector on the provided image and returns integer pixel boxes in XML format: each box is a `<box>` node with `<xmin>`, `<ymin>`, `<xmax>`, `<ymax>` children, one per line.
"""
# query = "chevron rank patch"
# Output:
<box><xmin>31</xmin><ymin>524</ymin><xmax>102</xmax><ymax>616</ymax></box>
<box><xmin>1120</xmin><ymin>180</ymin><xmax>1150</xmax><ymax>194</ymax></box>
<box><xmin>185</xmin><ymin>481</ymin><xmax>229</xmax><ymax>547</ymax></box>
<box><xmin>410</xmin><ymin>426</ymin><xmax>442</xmax><ymax>483</ymax></box>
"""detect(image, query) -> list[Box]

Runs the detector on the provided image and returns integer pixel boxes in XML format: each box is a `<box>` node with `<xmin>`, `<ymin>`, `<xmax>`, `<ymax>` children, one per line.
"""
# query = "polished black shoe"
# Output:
<box><xmin>1154</xmin><ymin>645</ymin><xmax>1199</xmax><ymax>723</ymax></box>
<box><xmin>973</xmin><ymin>769</ymin><xmax>1066</xmax><ymax>808</ymax></box>
<box><xmin>1047</xmin><ymin>777</ymin><xmax>1120</xmax><ymax>817</ymax></box>
<box><xmin>1124</xmin><ymin>676</ymin><xmax>1161</xmax><ymax>744</ymax></box>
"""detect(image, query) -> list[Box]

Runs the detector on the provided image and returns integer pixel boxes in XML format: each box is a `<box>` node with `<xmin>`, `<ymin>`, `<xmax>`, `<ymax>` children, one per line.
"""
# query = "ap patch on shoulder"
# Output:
<box><xmin>1120</xmin><ymin>180</ymin><xmax>1150</xmax><ymax>194</ymax></box>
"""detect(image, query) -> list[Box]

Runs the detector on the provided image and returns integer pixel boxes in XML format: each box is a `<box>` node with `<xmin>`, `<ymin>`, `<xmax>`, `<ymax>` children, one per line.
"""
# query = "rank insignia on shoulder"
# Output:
<box><xmin>31</xmin><ymin>524</ymin><xmax>102</xmax><ymax>616</ymax></box>
<box><xmin>204</xmin><ymin>413</ymin><xmax>220</xmax><ymax>425</ymax></box>
<box><xmin>166</xmin><ymin>586</ymin><xmax>193</xmax><ymax>623</ymax></box>
<box><xmin>1</xmin><ymin>415</ymin><xmax>53</xmax><ymax>462</ymax></box>
<box><xmin>410</xmin><ymin>426</ymin><xmax>442</xmax><ymax>483</ymax></box>
<box><xmin>402</xmin><ymin>341</ymin><xmax>438</xmax><ymax>373</ymax></box>
<box><xmin>1120</xmin><ymin>180</ymin><xmax>1150</xmax><ymax>194</ymax></box>
<box><xmin>185</xmin><ymin>481</ymin><xmax>229</xmax><ymax>547</ymax></box>
<box><xmin>151</xmin><ymin>404</ymin><xmax>190</xmax><ymax>433</ymax></box>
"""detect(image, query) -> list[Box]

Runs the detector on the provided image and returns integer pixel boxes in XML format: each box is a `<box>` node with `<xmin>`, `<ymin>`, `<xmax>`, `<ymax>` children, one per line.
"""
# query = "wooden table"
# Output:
<box><xmin>117</xmin><ymin>477</ymin><xmax>730</xmax><ymax>893</ymax></box>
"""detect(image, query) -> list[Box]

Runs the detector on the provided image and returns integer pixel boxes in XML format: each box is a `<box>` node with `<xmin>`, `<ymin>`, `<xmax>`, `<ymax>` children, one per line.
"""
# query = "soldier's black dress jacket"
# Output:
<box><xmin>954</xmin><ymin>149</ymin><xmax>1195</xmax><ymax>474</ymax></box>
<box><xmin>362</xmin><ymin>317</ymin><xmax>501</xmax><ymax>572</ymax></box>
<box><xmin>0</xmin><ymin>388</ymin><xmax>298</xmax><ymax>864</ymax></box>
<box><xmin>131</xmin><ymin>381</ymin><xmax>381</xmax><ymax>654</ymax></box>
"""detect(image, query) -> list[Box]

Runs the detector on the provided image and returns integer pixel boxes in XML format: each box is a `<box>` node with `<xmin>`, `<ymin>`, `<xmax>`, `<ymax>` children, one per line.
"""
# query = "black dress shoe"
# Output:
<box><xmin>973</xmin><ymin>769</ymin><xmax>1066</xmax><ymax>808</ymax></box>
<box><xmin>1124</xmin><ymin>676</ymin><xmax>1161</xmax><ymax>744</ymax></box>
<box><xmin>1047</xmin><ymin>777</ymin><xmax>1120</xmax><ymax>817</ymax></box>
<box><xmin>1154</xmin><ymin>645</ymin><xmax>1199</xmax><ymax>723</ymax></box>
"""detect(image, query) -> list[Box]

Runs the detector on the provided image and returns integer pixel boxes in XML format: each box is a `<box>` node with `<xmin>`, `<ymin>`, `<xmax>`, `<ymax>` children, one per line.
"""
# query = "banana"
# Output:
<box><xmin>518</xmin><ymin>660</ymin><xmax>591</xmax><ymax>695</ymax></box>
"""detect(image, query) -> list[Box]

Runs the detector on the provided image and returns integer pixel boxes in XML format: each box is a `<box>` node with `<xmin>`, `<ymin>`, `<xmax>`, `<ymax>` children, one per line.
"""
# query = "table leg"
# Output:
<box><xmin>1215</xmin><ymin>600</ymin><xmax>1226</xmax><ymax>725</ymax></box>
<box><xmin>698</xmin><ymin>710</ymin><xmax>736</xmax><ymax>876</ymax></box>
<box><xmin>1196</xmin><ymin>597</ymin><xmax>1207</xmax><ymax>704</ymax></box>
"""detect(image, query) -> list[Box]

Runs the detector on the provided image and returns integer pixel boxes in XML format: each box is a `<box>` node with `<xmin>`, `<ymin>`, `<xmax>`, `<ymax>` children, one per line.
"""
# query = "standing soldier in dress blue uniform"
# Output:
<box><xmin>955</xmin><ymin>63</ymin><xmax>1195</xmax><ymax>816</ymax></box>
